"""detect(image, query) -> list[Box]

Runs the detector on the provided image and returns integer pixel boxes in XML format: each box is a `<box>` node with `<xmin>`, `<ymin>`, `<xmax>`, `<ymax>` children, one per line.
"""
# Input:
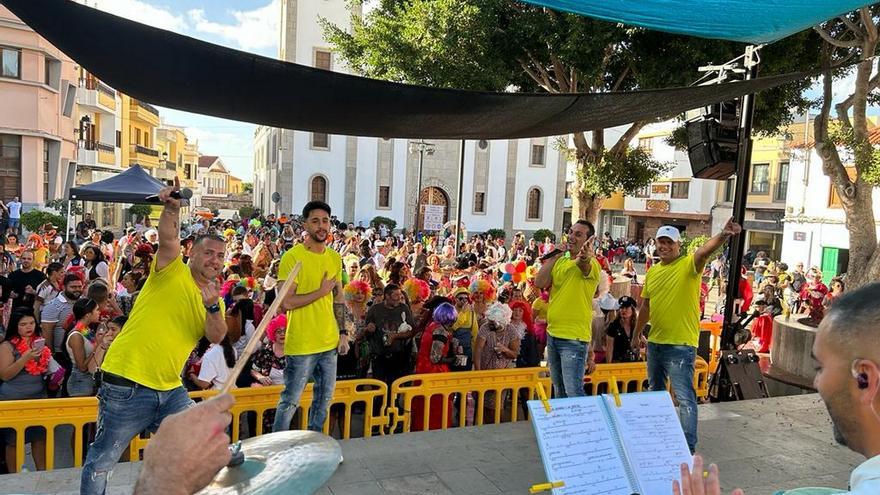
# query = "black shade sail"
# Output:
<box><xmin>69</xmin><ymin>165</ymin><xmax>171</xmax><ymax>204</ymax></box>
<box><xmin>5</xmin><ymin>0</ymin><xmax>822</xmax><ymax>140</ymax></box>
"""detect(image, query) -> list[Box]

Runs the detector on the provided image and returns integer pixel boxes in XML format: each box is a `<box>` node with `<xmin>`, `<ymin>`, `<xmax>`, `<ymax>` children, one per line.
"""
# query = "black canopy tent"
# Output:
<box><xmin>2</xmin><ymin>0</ymin><xmax>826</xmax><ymax>140</ymax></box>
<box><xmin>68</xmin><ymin>164</ymin><xmax>175</xmax><ymax>205</ymax></box>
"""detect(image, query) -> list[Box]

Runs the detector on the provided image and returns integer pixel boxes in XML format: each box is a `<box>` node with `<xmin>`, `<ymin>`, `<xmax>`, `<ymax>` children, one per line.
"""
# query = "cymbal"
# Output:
<box><xmin>198</xmin><ymin>430</ymin><xmax>342</xmax><ymax>495</ymax></box>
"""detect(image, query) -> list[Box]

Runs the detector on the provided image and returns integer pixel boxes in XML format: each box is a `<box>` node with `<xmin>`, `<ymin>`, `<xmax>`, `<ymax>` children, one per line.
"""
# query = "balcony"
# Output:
<box><xmin>129</xmin><ymin>99</ymin><xmax>160</xmax><ymax>127</ymax></box>
<box><xmin>76</xmin><ymin>87</ymin><xmax>115</xmax><ymax>114</ymax></box>
<box><xmin>130</xmin><ymin>144</ymin><xmax>160</xmax><ymax>167</ymax></box>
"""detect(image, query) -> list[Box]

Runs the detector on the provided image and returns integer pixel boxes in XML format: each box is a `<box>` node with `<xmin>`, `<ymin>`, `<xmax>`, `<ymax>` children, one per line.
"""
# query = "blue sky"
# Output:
<box><xmin>86</xmin><ymin>0</ymin><xmax>283</xmax><ymax>181</ymax></box>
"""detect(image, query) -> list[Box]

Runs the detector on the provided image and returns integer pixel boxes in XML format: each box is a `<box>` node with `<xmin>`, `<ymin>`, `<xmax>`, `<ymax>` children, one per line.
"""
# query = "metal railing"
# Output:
<box><xmin>96</xmin><ymin>81</ymin><xmax>115</xmax><ymax>97</ymax></box>
<box><xmin>132</xmin><ymin>144</ymin><xmax>159</xmax><ymax>157</ymax></box>
<box><xmin>95</xmin><ymin>142</ymin><xmax>115</xmax><ymax>153</ymax></box>
<box><xmin>134</xmin><ymin>99</ymin><xmax>159</xmax><ymax>117</ymax></box>
<box><xmin>0</xmin><ymin>361</ymin><xmax>709</xmax><ymax>472</ymax></box>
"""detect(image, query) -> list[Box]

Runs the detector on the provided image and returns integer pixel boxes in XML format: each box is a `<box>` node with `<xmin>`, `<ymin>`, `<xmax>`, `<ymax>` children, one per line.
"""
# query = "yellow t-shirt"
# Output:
<box><xmin>642</xmin><ymin>254</ymin><xmax>701</xmax><ymax>347</ymax></box>
<box><xmin>278</xmin><ymin>243</ymin><xmax>342</xmax><ymax>356</ymax></box>
<box><xmin>102</xmin><ymin>256</ymin><xmax>218</xmax><ymax>391</ymax></box>
<box><xmin>547</xmin><ymin>257</ymin><xmax>601</xmax><ymax>342</ymax></box>
<box><xmin>453</xmin><ymin>308</ymin><xmax>480</xmax><ymax>341</ymax></box>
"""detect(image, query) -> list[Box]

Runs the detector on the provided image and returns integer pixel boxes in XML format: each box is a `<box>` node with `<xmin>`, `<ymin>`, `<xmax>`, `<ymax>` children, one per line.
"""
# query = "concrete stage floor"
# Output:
<box><xmin>0</xmin><ymin>394</ymin><xmax>864</xmax><ymax>494</ymax></box>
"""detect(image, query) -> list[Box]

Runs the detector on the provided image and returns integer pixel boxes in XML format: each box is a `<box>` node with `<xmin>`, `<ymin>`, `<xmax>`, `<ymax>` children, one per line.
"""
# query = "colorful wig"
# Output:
<box><xmin>266</xmin><ymin>314</ymin><xmax>287</xmax><ymax>343</ymax></box>
<box><xmin>469</xmin><ymin>278</ymin><xmax>497</xmax><ymax>302</ymax></box>
<box><xmin>403</xmin><ymin>278</ymin><xmax>430</xmax><ymax>304</ymax></box>
<box><xmin>485</xmin><ymin>302</ymin><xmax>512</xmax><ymax>328</ymax></box>
<box><xmin>508</xmin><ymin>299</ymin><xmax>534</xmax><ymax>335</ymax></box>
<box><xmin>344</xmin><ymin>280</ymin><xmax>372</xmax><ymax>302</ymax></box>
<box><xmin>432</xmin><ymin>302</ymin><xmax>459</xmax><ymax>327</ymax></box>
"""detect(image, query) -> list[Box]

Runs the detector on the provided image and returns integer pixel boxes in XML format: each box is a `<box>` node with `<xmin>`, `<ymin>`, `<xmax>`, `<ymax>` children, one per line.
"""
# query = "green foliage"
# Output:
<box><xmin>827</xmin><ymin>121</ymin><xmax>880</xmax><ymax>187</ymax></box>
<box><xmin>128</xmin><ymin>204</ymin><xmax>153</xmax><ymax>219</ymax></box>
<box><xmin>20</xmin><ymin>210</ymin><xmax>65</xmax><ymax>234</ymax></box>
<box><xmin>681</xmin><ymin>233</ymin><xmax>710</xmax><ymax>255</ymax></box>
<box><xmin>242</xmin><ymin>182</ymin><xmax>254</xmax><ymax>193</ymax></box>
<box><xmin>239</xmin><ymin>205</ymin><xmax>257</xmax><ymax>219</ymax></box>
<box><xmin>371</xmin><ymin>216</ymin><xmax>397</xmax><ymax>232</ymax></box>
<box><xmin>533</xmin><ymin>229</ymin><xmax>555</xmax><ymax>243</ymax></box>
<box><xmin>486</xmin><ymin>228</ymin><xmax>506</xmax><ymax>240</ymax></box>
<box><xmin>45</xmin><ymin>199</ymin><xmax>82</xmax><ymax>217</ymax></box>
<box><xmin>324</xmin><ymin>1</ymin><xmax>820</xmax><ymax>203</ymax></box>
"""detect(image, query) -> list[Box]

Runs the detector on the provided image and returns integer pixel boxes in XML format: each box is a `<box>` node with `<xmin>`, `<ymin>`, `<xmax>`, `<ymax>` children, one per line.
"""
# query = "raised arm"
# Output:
<box><xmin>535</xmin><ymin>252</ymin><xmax>563</xmax><ymax>290</ymax></box>
<box><xmin>694</xmin><ymin>217</ymin><xmax>742</xmax><ymax>274</ymax></box>
<box><xmin>156</xmin><ymin>177</ymin><xmax>183</xmax><ymax>272</ymax></box>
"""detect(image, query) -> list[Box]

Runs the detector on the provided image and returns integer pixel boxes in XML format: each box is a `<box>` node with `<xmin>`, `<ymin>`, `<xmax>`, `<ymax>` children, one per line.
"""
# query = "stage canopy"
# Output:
<box><xmin>68</xmin><ymin>165</ymin><xmax>170</xmax><ymax>204</ymax></box>
<box><xmin>519</xmin><ymin>0</ymin><xmax>872</xmax><ymax>44</ymax></box>
<box><xmin>2</xmin><ymin>0</ymin><xmax>833</xmax><ymax>141</ymax></box>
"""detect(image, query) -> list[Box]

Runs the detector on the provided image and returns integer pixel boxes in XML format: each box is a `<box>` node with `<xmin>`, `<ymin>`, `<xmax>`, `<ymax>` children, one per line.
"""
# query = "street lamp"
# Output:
<box><xmin>409</xmin><ymin>139</ymin><xmax>435</xmax><ymax>232</ymax></box>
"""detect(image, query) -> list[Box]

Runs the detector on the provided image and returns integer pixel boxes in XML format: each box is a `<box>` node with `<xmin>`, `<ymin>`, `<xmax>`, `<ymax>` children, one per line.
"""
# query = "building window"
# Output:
<box><xmin>378</xmin><ymin>185</ymin><xmax>390</xmax><ymax>208</ymax></box>
<box><xmin>116</xmin><ymin>130</ymin><xmax>121</xmax><ymax>148</ymax></box>
<box><xmin>102</xmin><ymin>202</ymin><xmax>116</xmax><ymax>227</ymax></box>
<box><xmin>0</xmin><ymin>134</ymin><xmax>22</xmax><ymax>200</ymax></box>
<box><xmin>638</xmin><ymin>137</ymin><xmax>653</xmax><ymax>151</ymax></box>
<box><xmin>43</xmin><ymin>141</ymin><xmax>50</xmax><ymax>203</ymax></box>
<box><xmin>271</xmin><ymin>133</ymin><xmax>278</xmax><ymax>163</ymax></box>
<box><xmin>530</xmin><ymin>144</ymin><xmax>545</xmax><ymax>166</ymax></box>
<box><xmin>315</xmin><ymin>50</ymin><xmax>332</xmax><ymax>70</ymax></box>
<box><xmin>724</xmin><ymin>177</ymin><xmax>736</xmax><ymax>202</ymax></box>
<box><xmin>775</xmin><ymin>161</ymin><xmax>789</xmax><ymax>202</ymax></box>
<box><xmin>671</xmin><ymin>181</ymin><xmax>689</xmax><ymax>199</ymax></box>
<box><xmin>310</xmin><ymin>175</ymin><xmax>327</xmax><ymax>202</ymax></box>
<box><xmin>751</xmin><ymin>163</ymin><xmax>770</xmax><ymax>194</ymax></box>
<box><xmin>634</xmin><ymin>185</ymin><xmax>650</xmax><ymax>198</ymax></box>
<box><xmin>44</xmin><ymin>58</ymin><xmax>51</xmax><ymax>86</ymax></box>
<box><xmin>184</xmin><ymin>163</ymin><xmax>192</xmax><ymax>180</ymax></box>
<box><xmin>312</xmin><ymin>132</ymin><xmax>329</xmax><ymax>149</ymax></box>
<box><xmin>564</xmin><ymin>181</ymin><xmax>572</xmax><ymax>199</ymax></box>
<box><xmin>474</xmin><ymin>192</ymin><xmax>486</xmax><ymax>213</ymax></box>
<box><xmin>1</xmin><ymin>47</ymin><xmax>21</xmax><ymax>79</ymax></box>
<box><xmin>527</xmin><ymin>187</ymin><xmax>542</xmax><ymax>220</ymax></box>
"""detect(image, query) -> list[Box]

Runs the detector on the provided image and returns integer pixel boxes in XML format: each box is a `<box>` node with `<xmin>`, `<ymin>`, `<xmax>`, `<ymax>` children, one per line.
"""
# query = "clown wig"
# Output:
<box><xmin>432</xmin><ymin>302</ymin><xmax>458</xmax><ymax>327</ymax></box>
<box><xmin>403</xmin><ymin>278</ymin><xmax>430</xmax><ymax>304</ymax></box>
<box><xmin>344</xmin><ymin>280</ymin><xmax>372</xmax><ymax>302</ymax></box>
<box><xmin>266</xmin><ymin>314</ymin><xmax>287</xmax><ymax>343</ymax></box>
<box><xmin>485</xmin><ymin>302</ymin><xmax>512</xmax><ymax>328</ymax></box>
<box><xmin>469</xmin><ymin>278</ymin><xmax>497</xmax><ymax>302</ymax></box>
<box><xmin>508</xmin><ymin>300</ymin><xmax>534</xmax><ymax>335</ymax></box>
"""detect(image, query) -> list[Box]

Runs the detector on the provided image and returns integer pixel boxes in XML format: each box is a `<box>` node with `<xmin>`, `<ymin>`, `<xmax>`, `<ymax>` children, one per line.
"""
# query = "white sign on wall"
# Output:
<box><xmin>422</xmin><ymin>205</ymin><xmax>446</xmax><ymax>231</ymax></box>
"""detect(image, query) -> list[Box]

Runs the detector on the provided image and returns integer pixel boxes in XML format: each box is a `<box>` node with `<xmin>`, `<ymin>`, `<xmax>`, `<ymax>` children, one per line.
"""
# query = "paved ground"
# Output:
<box><xmin>0</xmin><ymin>394</ymin><xmax>864</xmax><ymax>494</ymax></box>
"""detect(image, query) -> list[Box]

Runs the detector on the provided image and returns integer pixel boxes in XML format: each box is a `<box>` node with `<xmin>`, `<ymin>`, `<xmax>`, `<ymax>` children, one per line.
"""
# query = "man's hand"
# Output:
<box><xmin>136</xmin><ymin>393</ymin><xmax>234</xmax><ymax>495</ymax></box>
<box><xmin>319</xmin><ymin>272</ymin><xmax>336</xmax><ymax>297</ymax></box>
<box><xmin>672</xmin><ymin>454</ymin><xmax>744</xmax><ymax>495</ymax></box>
<box><xmin>576</xmin><ymin>236</ymin><xmax>595</xmax><ymax>263</ymax></box>
<box><xmin>157</xmin><ymin>176</ymin><xmax>182</xmax><ymax>211</ymax></box>
<box><xmin>337</xmin><ymin>334</ymin><xmax>351</xmax><ymax>355</ymax></box>
<box><xmin>721</xmin><ymin>217</ymin><xmax>742</xmax><ymax>238</ymax></box>
<box><xmin>24</xmin><ymin>285</ymin><xmax>35</xmax><ymax>295</ymax></box>
<box><xmin>200</xmin><ymin>280</ymin><xmax>220</xmax><ymax>307</ymax></box>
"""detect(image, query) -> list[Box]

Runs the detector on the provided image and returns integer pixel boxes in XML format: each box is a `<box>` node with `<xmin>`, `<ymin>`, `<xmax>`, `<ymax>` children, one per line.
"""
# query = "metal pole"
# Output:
<box><xmin>415</xmin><ymin>144</ymin><xmax>424</xmax><ymax>232</ymax></box>
<box><xmin>454</xmin><ymin>140</ymin><xmax>465</xmax><ymax>256</ymax></box>
<box><xmin>721</xmin><ymin>45</ymin><xmax>759</xmax><ymax>350</ymax></box>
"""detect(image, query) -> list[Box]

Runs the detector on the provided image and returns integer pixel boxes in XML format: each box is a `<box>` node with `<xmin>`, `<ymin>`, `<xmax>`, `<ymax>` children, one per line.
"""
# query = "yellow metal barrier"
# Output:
<box><xmin>700</xmin><ymin>321</ymin><xmax>723</xmax><ymax>374</ymax></box>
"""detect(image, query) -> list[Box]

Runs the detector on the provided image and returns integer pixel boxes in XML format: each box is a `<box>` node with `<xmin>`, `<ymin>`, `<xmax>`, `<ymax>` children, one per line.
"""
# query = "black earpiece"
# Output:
<box><xmin>857</xmin><ymin>373</ymin><xmax>869</xmax><ymax>389</ymax></box>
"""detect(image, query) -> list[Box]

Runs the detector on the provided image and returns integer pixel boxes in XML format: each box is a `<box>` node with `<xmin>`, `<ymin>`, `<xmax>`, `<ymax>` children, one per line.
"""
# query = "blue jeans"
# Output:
<box><xmin>81</xmin><ymin>383</ymin><xmax>192</xmax><ymax>495</ymax></box>
<box><xmin>272</xmin><ymin>349</ymin><xmax>337</xmax><ymax>433</ymax></box>
<box><xmin>546</xmin><ymin>335</ymin><xmax>587</xmax><ymax>398</ymax></box>
<box><xmin>647</xmin><ymin>343</ymin><xmax>698</xmax><ymax>453</ymax></box>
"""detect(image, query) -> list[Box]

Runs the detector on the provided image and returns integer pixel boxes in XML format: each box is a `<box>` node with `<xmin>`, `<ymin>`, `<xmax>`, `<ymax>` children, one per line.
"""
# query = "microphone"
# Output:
<box><xmin>539</xmin><ymin>248</ymin><xmax>564</xmax><ymax>262</ymax></box>
<box><xmin>145</xmin><ymin>188</ymin><xmax>193</xmax><ymax>203</ymax></box>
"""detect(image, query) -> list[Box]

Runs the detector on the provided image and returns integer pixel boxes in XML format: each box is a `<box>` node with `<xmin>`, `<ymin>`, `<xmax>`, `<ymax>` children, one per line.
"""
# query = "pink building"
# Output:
<box><xmin>0</xmin><ymin>6</ymin><xmax>76</xmax><ymax>210</ymax></box>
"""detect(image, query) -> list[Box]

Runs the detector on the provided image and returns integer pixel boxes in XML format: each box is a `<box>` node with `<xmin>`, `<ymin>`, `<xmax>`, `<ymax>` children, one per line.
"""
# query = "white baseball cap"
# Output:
<box><xmin>656</xmin><ymin>225</ymin><xmax>681</xmax><ymax>242</ymax></box>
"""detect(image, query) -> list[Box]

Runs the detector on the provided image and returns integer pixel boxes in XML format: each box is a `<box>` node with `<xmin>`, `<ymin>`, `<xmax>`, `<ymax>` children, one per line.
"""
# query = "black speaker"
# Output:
<box><xmin>709</xmin><ymin>349</ymin><xmax>770</xmax><ymax>401</ymax></box>
<box><xmin>686</xmin><ymin>119</ymin><xmax>739</xmax><ymax>180</ymax></box>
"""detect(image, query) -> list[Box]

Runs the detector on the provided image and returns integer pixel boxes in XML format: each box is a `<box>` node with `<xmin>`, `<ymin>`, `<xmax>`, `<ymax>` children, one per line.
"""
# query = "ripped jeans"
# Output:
<box><xmin>546</xmin><ymin>335</ymin><xmax>588</xmax><ymax>399</ymax></box>
<box><xmin>81</xmin><ymin>382</ymin><xmax>192</xmax><ymax>495</ymax></box>
<box><xmin>272</xmin><ymin>350</ymin><xmax>337</xmax><ymax>433</ymax></box>
<box><xmin>647</xmin><ymin>343</ymin><xmax>698</xmax><ymax>453</ymax></box>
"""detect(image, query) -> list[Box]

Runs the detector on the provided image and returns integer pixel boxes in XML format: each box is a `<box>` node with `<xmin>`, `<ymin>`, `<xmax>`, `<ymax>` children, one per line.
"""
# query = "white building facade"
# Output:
<box><xmin>253</xmin><ymin>0</ymin><xmax>568</xmax><ymax>235</ymax></box>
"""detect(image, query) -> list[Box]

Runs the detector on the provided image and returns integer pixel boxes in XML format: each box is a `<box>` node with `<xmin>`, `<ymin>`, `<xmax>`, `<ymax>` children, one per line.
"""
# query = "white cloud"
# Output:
<box><xmin>188</xmin><ymin>1</ymin><xmax>279</xmax><ymax>52</ymax></box>
<box><xmin>88</xmin><ymin>0</ymin><xmax>188</xmax><ymax>32</ymax></box>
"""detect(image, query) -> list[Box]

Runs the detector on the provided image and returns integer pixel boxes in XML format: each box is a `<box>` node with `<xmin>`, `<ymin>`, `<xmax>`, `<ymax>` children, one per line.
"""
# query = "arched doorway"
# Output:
<box><xmin>418</xmin><ymin>186</ymin><xmax>449</xmax><ymax>232</ymax></box>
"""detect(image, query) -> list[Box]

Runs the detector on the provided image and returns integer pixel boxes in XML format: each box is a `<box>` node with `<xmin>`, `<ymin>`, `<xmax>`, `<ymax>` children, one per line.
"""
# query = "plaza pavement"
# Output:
<box><xmin>0</xmin><ymin>393</ymin><xmax>864</xmax><ymax>495</ymax></box>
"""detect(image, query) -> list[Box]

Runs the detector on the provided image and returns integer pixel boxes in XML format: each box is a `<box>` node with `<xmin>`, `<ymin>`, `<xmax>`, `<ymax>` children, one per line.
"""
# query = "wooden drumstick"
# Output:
<box><xmin>220</xmin><ymin>261</ymin><xmax>301</xmax><ymax>394</ymax></box>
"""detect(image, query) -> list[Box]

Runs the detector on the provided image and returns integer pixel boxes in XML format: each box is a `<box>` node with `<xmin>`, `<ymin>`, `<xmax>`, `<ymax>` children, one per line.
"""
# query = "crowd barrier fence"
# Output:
<box><xmin>0</xmin><ymin>360</ymin><xmax>709</xmax><ymax>472</ymax></box>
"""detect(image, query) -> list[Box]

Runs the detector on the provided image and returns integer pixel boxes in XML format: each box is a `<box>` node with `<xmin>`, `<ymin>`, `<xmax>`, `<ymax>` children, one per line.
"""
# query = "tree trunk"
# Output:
<box><xmin>571</xmin><ymin>186</ymin><xmax>602</xmax><ymax>225</ymax></box>
<box><xmin>839</xmin><ymin>179</ymin><xmax>880</xmax><ymax>288</ymax></box>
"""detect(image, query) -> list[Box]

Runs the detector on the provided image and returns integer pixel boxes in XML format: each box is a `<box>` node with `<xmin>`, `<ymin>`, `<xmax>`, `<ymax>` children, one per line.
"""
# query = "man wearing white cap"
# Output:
<box><xmin>631</xmin><ymin>218</ymin><xmax>741</xmax><ymax>453</ymax></box>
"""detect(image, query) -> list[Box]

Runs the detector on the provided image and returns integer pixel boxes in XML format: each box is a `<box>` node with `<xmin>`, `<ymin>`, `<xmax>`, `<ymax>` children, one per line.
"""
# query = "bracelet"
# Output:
<box><xmin>205</xmin><ymin>303</ymin><xmax>221</xmax><ymax>314</ymax></box>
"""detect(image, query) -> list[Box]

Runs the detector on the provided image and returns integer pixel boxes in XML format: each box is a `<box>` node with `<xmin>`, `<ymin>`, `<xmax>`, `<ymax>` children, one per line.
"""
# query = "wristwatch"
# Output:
<box><xmin>205</xmin><ymin>303</ymin><xmax>221</xmax><ymax>314</ymax></box>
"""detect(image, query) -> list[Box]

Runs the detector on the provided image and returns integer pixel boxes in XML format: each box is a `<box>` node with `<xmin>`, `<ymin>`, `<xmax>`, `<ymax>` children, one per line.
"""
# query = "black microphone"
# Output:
<box><xmin>539</xmin><ymin>248</ymin><xmax>564</xmax><ymax>262</ymax></box>
<box><xmin>145</xmin><ymin>188</ymin><xmax>193</xmax><ymax>203</ymax></box>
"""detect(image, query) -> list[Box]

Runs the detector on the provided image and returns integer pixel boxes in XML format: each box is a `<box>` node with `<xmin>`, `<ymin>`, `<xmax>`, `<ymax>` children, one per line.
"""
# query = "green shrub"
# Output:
<box><xmin>486</xmin><ymin>228</ymin><xmax>506</xmax><ymax>240</ymax></box>
<box><xmin>533</xmin><ymin>229</ymin><xmax>556</xmax><ymax>243</ymax></box>
<box><xmin>128</xmin><ymin>204</ymin><xmax>153</xmax><ymax>219</ymax></box>
<box><xmin>371</xmin><ymin>216</ymin><xmax>397</xmax><ymax>232</ymax></box>
<box><xmin>239</xmin><ymin>206</ymin><xmax>257</xmax><ymax>219</ymax></box>
<box><xmin>681</xmin><ymin>233</ymin><xmax>710</xmax><ymax>255</ymax></box>
<box><xmin>21</xmin><ymin>209</ymin><xmax>66</xmax><ymax>234</ymax></box>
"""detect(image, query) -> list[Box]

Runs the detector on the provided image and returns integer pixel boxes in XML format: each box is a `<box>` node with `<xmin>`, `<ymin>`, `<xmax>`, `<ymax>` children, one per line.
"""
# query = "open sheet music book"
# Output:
<box><xmin>527</xmin><ymin>391</ymin><xmax>693</xmax><ymax>495</ymax></box>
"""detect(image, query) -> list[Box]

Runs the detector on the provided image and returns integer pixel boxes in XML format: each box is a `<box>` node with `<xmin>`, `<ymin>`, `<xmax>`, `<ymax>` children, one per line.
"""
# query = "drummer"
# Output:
<box><xmin>81</xmin><ymin>177</ymin><xmax>228</xmax><ymax>495</ymax></box>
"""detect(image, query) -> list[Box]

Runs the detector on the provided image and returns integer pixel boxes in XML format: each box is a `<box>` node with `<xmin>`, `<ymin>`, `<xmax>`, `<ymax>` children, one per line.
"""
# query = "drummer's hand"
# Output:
<box><xmin>136</xmin><ymin>393</ymin><xmax>234</xmax><ymax>495</ymax></box>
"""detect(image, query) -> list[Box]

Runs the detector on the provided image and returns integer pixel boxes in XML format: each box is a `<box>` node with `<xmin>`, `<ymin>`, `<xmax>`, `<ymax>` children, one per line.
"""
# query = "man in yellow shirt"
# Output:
<box><xmin>535</xmin><ymin>220</ymin><xmax>601</xmax><ymax>398</ymax></box>
<box><xmin>632</xmin><ymin>219</ymin><xmax>741</xmax><ymax>454</ymax></box>
<box><xmin>82</xmin><ymin>177</ymin><xmax>227</xmax><ymax>495</ymax></box>
<box><xmin>272</xmin><ymin>201</ymin><xmax>348</xmax><ymax>433</ymax></box>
